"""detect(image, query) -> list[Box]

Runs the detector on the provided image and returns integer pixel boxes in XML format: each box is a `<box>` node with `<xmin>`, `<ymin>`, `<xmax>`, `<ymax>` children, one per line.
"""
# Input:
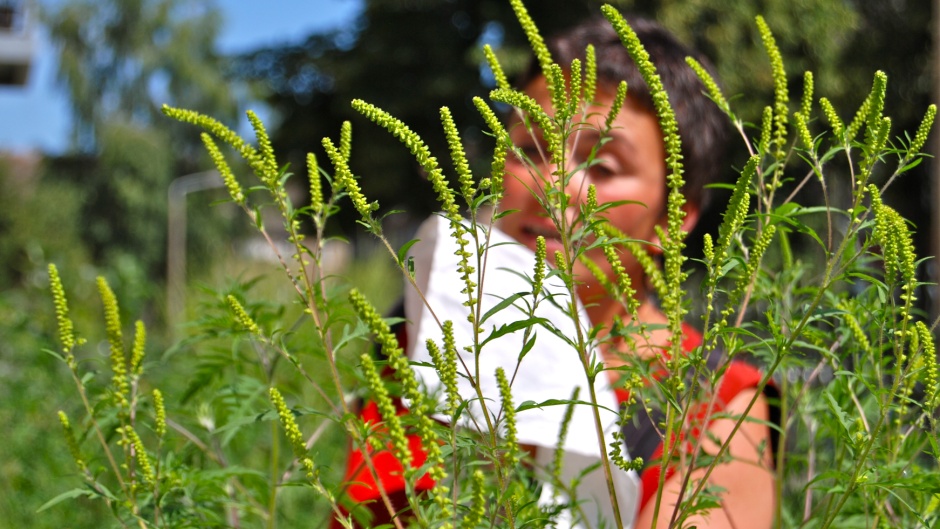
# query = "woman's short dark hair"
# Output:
<box><xmin>516</xmin><ymin>15</ymin><xmax>729</xmax><ymax>210</ymax></box>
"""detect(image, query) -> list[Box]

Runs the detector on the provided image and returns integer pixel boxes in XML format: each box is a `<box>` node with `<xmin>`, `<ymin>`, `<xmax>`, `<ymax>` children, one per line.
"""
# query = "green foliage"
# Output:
<box><xmin>40</xmin><ymin>3</ymin><xmax>939</xmax><ymax>529</ymax></box>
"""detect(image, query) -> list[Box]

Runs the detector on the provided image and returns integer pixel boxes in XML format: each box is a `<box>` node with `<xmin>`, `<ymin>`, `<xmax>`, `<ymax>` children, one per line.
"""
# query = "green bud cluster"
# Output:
<box><xmin>909</xmin><ymin>104</ymin><xmax>937</xmax><ymax>157</ymax></box>
<box><xmin>795</xmin><ymin>112</ymin><xmax>814</xmax><ymax>152</ymax></box>
<box><xmin>552</xmin><ymin>386</ymin><xmax>580</xmax><ymax>490</ymax></box>
<box><xmin>322</xmin><ymin>137</ymin><xmax>377</xmax><ymax>219</ymax></box>
<box><xmin>97</xmin><ymin>277</ymin><xmax>128</xmax><ymax>408</ymax></box>
<box><xmin>583</xmin><ymin>44</ymin><xmax>598</xmax><ymax>105</ymax></box>
<box><xmin>247</xmin><ymin>110</ymin><xmax>279</xmax><ymax>188</ymax></box>
<box><xmin>153</xmin><ymin>389</ymin><xmax>166</xmax><ymax>439</ymax></box>
<box><xmin>913</xmin><ymin>321</ymin><xmax>939</xmax><ymax>409</ymax></box>
<box><xmin>509</xmin><ymin>0</ymin><xmax>552</xmax><ymax>80</ymax></box>
<box><xmin>483</xmin><ymin>44</ymin><xmax>510</xmax><ymax>91</ymax></box>
<box><xmin>819</xmin><ymin>97</ymin><xmax>845</xmax><ymax>139</ymax></box>
<box><xmin>359</xmin><ymin>353</ymin><xmax>411</xmax><ymax>468</ymax></box>
<box><xmin>838</xmin><ymin>302</ymin><xmax>871</xmax><ymax>356</ymax></box>
<box><xmin>48</xmin><ymin>264</ymin><xmax>80</xmax><ymax>361</ymax></box>
<box><xmin>686</xmin><ymin>57</ymin><xmax>730</xmax><ymax>116</ymax></box>
<box><xmin>600</xmin><ymin>234</ymin><xmax>636</xmax><ymax>306</ymax></box>
<box><xmin>339</xmin><ymin>120</ymin><xmax>353</xmax><ymax>161</ymax></box>
<box><xmin>491</xmin><ymin>88</ymin><xmax>559</xmax><ymax>162</ymax></box>
<box><xmin>756</xmin><ymin>16</ymin><xmax>789</xmax><ymax>158</ymax></box>
<box><xmin>426</xmin><ymin>337</ymin><xmax>459</xmax><ymax>417</ymax></box>
<box><xmin>548</xmin><ymin>64</ymin><xmax>570</xmax><ymax>122</ymax></box>
<box><xmin>307</xmin><ymin>153</ymin><xmax>323</xmax><ymax>215</ymax></box>
<box><xmin>441</xmin><ymin>106</ymin><xmax>476</xmax><ymax>204</ymax></box>
<box><xmin>604</xmin><ymin>81</ymin><xmax>628</xmax><ymax>132</ymax></box>
<box><xmin>130</xmin><ymin>320</ymin><xmax>146</xmax><ymax>376</ymax></box>
<box><xmin>119</xmin><ymin>425</ymin><xmax>155</xmax><ymax>487</ymax></box>
<box><xmin>350</xmin><ymin>289</ymin><xmax>449</xmax><ymax>488</ymax></box>
<box><xmin>201</xmin><ymin>133</ymin><xmax>245</xmax><ymax>205</ymax></box>
<box><xmin>58</xmin><ymin>410</ymin><xmax>87</xmax><ymax>473</ymax></box>
<box><xmin>162</xmin><ymin>105</ymin><xmax>264</xmax><ymax>175</ymax></box>
<box><xmin>352</xmin><ymin>100</ymin><xmax>457</xmax><ymax>217</ymax></box>
<box><xmin>226</xmin><ymin>295</ymin><xmax>261</xmax><ymax>335</ymax></box>
<box><xmin>870</xmin><ymin>186</ymin><xmax>916</xmax><ymax>288</ymax></box>
<box><xmin>800</xmin><ymin>71</ymin><xmax>814</xmax><ymax>121</ymax></box>
<box><xmin>759</xmin><ymin>105</ymin><xmax>774</xmax><ymax>156</ymax></box>
<box><xmin>710</xmin><ymin>156</ymin><xmax>756</xmax><ymax>286</ymax></box>
<box><xmin>533</xmin><ymin>236</ymin><xmax>547</xmax><ymax>297</ymax></box>
<box><xmin>461</xmin><ymin>470</ymin><xmax>487</xmax><ymax>529</ymax></box>
<box><xmin>473</xmin><ymin>97</ymin><xmax>509</xmax><ymax>198</ymax></box>
<box><xmin>270</xmin><ymin>387</ymin><xmax>317</xmax><ymax>478</ymax></box>
<box><xmin>495</xmin><ymin>367</ymin><xmax>520</xmax><ymax>468</ymax></box>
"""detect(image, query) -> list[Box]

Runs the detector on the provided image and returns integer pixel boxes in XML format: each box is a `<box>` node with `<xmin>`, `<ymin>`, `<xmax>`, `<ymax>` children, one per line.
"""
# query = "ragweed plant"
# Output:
<box><xmin>46</xmin><ymin>2</ymin><xmax>939</xmax><ymax>529</ymax></box>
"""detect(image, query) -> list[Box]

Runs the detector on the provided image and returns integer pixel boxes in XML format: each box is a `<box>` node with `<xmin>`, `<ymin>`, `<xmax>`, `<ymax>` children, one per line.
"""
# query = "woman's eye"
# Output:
<box><xmin>589</xmin><ymin>156</ymin><xmax>620</xmax><ymax>178</ymax></box>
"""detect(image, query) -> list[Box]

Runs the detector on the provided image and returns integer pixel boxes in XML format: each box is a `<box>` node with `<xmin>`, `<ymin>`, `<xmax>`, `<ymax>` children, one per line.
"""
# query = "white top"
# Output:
<box><xmin>403</xmin><ymin>214</ymin><xmax>638</xmax><ymax>529</ymax></box>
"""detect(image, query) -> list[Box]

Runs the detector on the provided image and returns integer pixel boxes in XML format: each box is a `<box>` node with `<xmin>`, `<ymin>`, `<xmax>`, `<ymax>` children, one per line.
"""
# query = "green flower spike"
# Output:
<box><xmin>201</xmin><ymin>133</ymin><xmax>245</xmax><ymax>205</ymax></box>
<box><xmin>533</xmin><ymin>236</ymin><xmax>547</xmax><ymax>297</ymax></box>
<box><xmin>130</xmin><ymin>320</ymin><xmax>146</xmax><ymax>376</ymax></box>
<box><xmin>759</xmin><ymin>105</ymin><xmax>773</xmax><ymax>156</ymax></box>
<box><xmin>756</xmin><ymin>15</ymin><xmax>789</xmax><ymax>157</ymax></box>
<box><xmin>569</xmin><ymin>58</ymin><xmax>582</xmax><ymax>113</ymax></box>
<box><xmin>426</xmin><ymin>338</ymin><xmax>459</xmax><ymax>417</ymax></box>
<box><xmin>58</xmin><ymin>411</ymin><xmax>87</xmax><ymax>472</ymax></box>
<box><xmin>97</xmin><ymin>277</ymin><xmax>128</xmax><ymax>407</ymax></box>
<box><xmin>548</xmin><ymin>63</ymin><xmax>569</xmax><ymax>121</ymax></box>
<box><xmin>359</xmin><ymin>353</ymin><xmax>411</xmax><ymax>468</ymax></box>
<box><xmin>686</xmin><ymin>56</ymin><xmax>730</xmax><ymax>116</ymax></box>
<box><xmin>162</xmin><ymin>104</ymin><xmax>262</xmax><ymax>172</ymax></box>
<box><xmin>604</xmin><ymin>80</ymin><xmax>628</xmax><ymax>131</ymax></box>
<box><xmin>473</xmin><ymin>96</ymin><xmax>510</xmax><ymax>198</ymax></box>
<box><xmin>914</xmin><ymin>321</ymin><xmax>939</xmax><ymax>409</ymax></box>
<box><xmin>491</xmin><ymin>88</ymin><xmax>559</xmax><ymax>162</ymax></box>
<box><xmin>601</xmin><ymin>239</ymin><xmax>637</xmax><ymax>309</ymax></box>
<box><xmin>838</xmin><ymin>302</ymin><xmax>871</xmax><ymax>356</ymax></box>
<box><xmin>48</xmin><ymin>264</ymin><xmax>79</xmax><ymax>360</ymax></box>
<box><xmin>795</xmin><ymin>112</ymin><xmax>814</xmax><ymax>152</ymax></box>
<box><xmin>307</xmin><ymin>152</ymin><xmax>323</xmax><ymax>215</ymax></box>
<box><xmin>461</xmin><ymin>469</ymin><xmax>487</xmax><ymax>529</ymax></box>
<box><xmin>870</xmin><ymin>186</ymin><xmax>916</xmax><ymax>288</ymax></box>
<box><xmin>226</xmin><ymin>294</ymin><xmax>260</xmax><ymax>335</ymax></box>
<box><xmin>351</xmin><ymin>100</ymin><xmax>458</xmax><ymax>219</ymax></box>
<box><xmin>509</xmin><ymin>0</ymin><xmax>552</xmax><ymax>76</ymax></box>
<box><xmin>800</xmin><ymin>71</ymin><xmax>814</xmax><ymax>121</ymax></box>
<box><xmin>350</xmin><ymin>289</ymin><xmax>447</xmax><ymax>486</ymax></box>
<box><xmin>339</xmin><ymin>120</ymin><xmax>353</xmax><ymax>162</ymax></box>
<box><xmin>247</xmin><ymin>110</ymin><xmax>279</xmax><ymax>187</ymax></box>
<box><xmin>552</xmin><ymin>386</ymin><xmax>580</xmax><ymax>491</ymax></box>
<box><xmin>584</xmin><ymin>44</ymin><xmax>597</xmax><ymax>105</ymax></box>
<box><xmin>270</xmin><ymin>387</ymin><xmax>317</xmax><ymax>478</ymax></box>
<box><xmin>322</xmin><ymin>137</ymin><xmax>377</xmax><ymax>219</ymax></box>
<box><xmin>123</xmin><ymin>426</ymin><xmax>155</xmax><ymax>487</ymax></box>
<box><xmin>483</xmin><ymin>44</ymin><xmax>510</xmax><ymax>91</ymax></box>
<box><xmin>847</xmin><ymin>89</ymin><xmax>874</xmax><ymax>142</ymax></box>
<box><xmin>909</xmin><ymin>104</ymin><xmax>937</xmax><ymax>157</ymax></box>
<box><xmin>713</xmin><ymin>155</ymin><xmax>757</xmax><ymax>277</ymax></box>
<box><xmin>441</xmin><ymin>106</ymin><xmax>476</xmax><ymax>204</ymax></box>
<box><xmin>865</xmin><ymin>71</ymin><xmax>888</xmax><ymax>139</ymax></box>
<box><xmin>495</xmin><ymin>367</ymin><xmax>520</xmax><ymax>467</ymax></box>
<box><xmin>153</xmin><ymin>389</ymin><xmax>166</xmax><ymax>439</ymax></box>
<box><xmin>819</xmin><ymin>97</ymin><xmax>845</xmax><ymax>139</ymax></box>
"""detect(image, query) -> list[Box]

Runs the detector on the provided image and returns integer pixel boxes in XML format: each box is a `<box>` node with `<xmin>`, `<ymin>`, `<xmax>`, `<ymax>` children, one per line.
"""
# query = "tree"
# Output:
<box><xmin>42</xmin><ymin>0</ymin><xmax>245</xmax><ymax>286</ymax></box>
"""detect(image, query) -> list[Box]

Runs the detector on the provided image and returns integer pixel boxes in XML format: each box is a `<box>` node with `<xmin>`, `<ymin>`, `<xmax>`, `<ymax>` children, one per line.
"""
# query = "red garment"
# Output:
<box><xmin>333</xmin><ymin>322</ymin><xmax>770</xmax><ymax>526</ymax></box>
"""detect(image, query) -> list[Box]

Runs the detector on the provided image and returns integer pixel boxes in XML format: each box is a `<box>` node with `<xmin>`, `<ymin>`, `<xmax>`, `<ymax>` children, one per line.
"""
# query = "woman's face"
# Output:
<box><xmin>498</xmin><ymin>75</ymin><xmax>673</xmax><ymax>307</ymax></box>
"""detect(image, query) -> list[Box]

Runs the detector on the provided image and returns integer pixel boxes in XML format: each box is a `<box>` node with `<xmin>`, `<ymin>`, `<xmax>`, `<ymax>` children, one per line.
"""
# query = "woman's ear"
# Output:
<box><xmin>648</xmin><ymin>202</ymin><xmax>701</xmax><ymax>255</ymax></box>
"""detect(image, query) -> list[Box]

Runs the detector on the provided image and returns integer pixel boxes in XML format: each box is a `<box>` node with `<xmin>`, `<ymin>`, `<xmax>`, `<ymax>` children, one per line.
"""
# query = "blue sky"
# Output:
<box><xmin>0</xmin><ymin>0</ymin><xmax>363</xmax><ymax>154</ymax></box>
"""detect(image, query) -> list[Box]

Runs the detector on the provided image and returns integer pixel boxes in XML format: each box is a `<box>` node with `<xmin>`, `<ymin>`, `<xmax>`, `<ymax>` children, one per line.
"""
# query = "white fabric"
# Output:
<box><xmin>404</xmin><ymin>214</ymin><xmax>638</xmax><ymax>529</ymax></box>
